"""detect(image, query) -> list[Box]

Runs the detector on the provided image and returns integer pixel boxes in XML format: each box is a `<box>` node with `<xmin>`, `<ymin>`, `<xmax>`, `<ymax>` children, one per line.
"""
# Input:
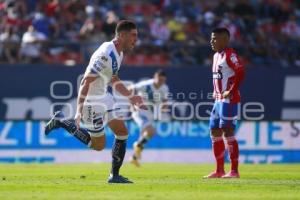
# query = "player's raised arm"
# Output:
<box><xmin>111</xmin><ymin>75</ymin><xmax>133</xmax><ymax>97</ymax></box>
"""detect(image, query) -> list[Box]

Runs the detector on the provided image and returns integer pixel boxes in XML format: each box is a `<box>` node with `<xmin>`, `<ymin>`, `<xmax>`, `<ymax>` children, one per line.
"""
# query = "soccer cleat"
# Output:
<box><xmin>129</xmin><ymin>156</ymin><xmax>141</xmax><ymax>167</ymax></box>
<box><xmin>133</xmin><ymin>142</ymin><xmax>143</xmax><ymax>159</ymax></box>
<box><xmin>222</xmin><ymin>171</ymin><xmax>240</xmax><ymax>178</ymax></box>
<box><xmin>107</xmin><ymin>174</ymin><xmax>133</xmax><ymax>184</ymax></box>
<box><xmin>203</xmin><ymin>171</ymin><xmax>225</xmax><ymax>179</ymax></box>
<box><xmin>45</xmin><ymin>111</ymin><xmax>62</xmax><ymax>135</ymax></box>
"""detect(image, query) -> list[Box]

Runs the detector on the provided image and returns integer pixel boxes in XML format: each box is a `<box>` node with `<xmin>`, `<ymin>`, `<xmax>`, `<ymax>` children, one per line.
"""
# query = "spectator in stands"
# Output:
<box><xmin>149</xmin><ymin>16</ymin><xmax>170</xmax><ymax>46</ymax></box>
<box><xmin>102</xmin><ymin>10</ymin><xmax>118</xmax><ymax>39</ymax></box>
<box><xmin>0</xmin><ymin>26</ymin><xmax>20</xmax><ymax>63</ymax></box>
<box><xmin>32</xmin><ymin>12</ymin><xmax>59</xmax><ymax>39</ymax></box>
<box><xmin>44</xmin><ymin>0</ymin><xmax>60</xmax><ymax>18</ymax></box>
<box><xmin>167</xmin><ymin>13</ymin><xmax>187</xmax><ymax>42</ymax></box>
<box><xmin>217</xmin><ymin>13</ymin><xmax>241</xmax><ymax>44</ymax></box>
<box><xmin>0</xmin><ymin>0</ymin><xmax>298</xmax><ymax>67</ymax></box>
<box><xmin>19</xmin><ymin>25</ymin><xmax>47</xmax><ymax>63</ymax></box>
<box><xmin>281</xmin><ymin>15</ymin><xmax>300</xmax><ymax>39</ymax></box>
<box><xmin>200</xmin><ymin>11</ymin><xmax>217</xmax><ymax>40</ymax></box>
<box><xmin>214</xmin><ymin>0</ymin><xmax>231</xmax><ymax>18</ymax></box>
<box><xmin>79</xmin><ymin>10</ymin><xmax>106</xmax><ymax>56</ymax></box>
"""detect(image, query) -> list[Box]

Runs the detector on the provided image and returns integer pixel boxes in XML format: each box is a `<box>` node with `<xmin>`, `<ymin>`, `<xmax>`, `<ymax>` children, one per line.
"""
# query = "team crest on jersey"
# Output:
<box><xmin>230</xmin><ymin>53</ymin><xmax>238</xmax><ymax>64</ymax></box>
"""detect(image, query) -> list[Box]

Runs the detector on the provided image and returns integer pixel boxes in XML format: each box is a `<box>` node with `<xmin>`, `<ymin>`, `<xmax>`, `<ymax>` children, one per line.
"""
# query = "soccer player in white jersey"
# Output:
<box><xmin>129</xmin><ymin>70</ymin><xmax>170</xmax><ymax>167</ymax></box>
<box><xmin>45</xmin><ymin>20</ymin><xmax>145</xmax><ymax>184</ymax></box>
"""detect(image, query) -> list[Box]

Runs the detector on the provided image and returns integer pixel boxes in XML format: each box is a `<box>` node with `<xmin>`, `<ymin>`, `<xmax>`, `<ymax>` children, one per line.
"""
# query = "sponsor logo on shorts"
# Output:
<box><xmin>87</xmin><ymin>105</ymin><xmax>92</xmax><ymax>122</ymax></box>
<box><xmin>93</xmin><ymin>117</ymin><xmax>103</xmax><ymax>129</ymax></box>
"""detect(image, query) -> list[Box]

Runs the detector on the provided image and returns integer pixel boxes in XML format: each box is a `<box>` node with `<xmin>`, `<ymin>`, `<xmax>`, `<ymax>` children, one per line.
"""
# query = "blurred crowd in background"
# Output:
<box><xmin>0</xmin><ymin>0</ymin><xmax>299</xmax><ymax>67</ymax></box>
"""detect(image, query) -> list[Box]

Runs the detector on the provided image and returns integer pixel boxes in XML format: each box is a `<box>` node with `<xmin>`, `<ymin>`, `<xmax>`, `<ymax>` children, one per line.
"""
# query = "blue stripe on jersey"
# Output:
<box><xmin>90</xmin><ymin>67</ymin><xmax>99</xmax><ymax>74</ymax></box>
<box><xmin>91</xmin><ymin>59</ymin><xmax>104</xmax><ymax>74</ymax></box>
<box><xmin>109</xmin><ymin>51</ymin><xmax>118</xmax><ymax>75</ymax></box>
<box><xmin>146</xmin><ymin>85</ymin><xmax>154</xmax><ymax>101</ymax></box>
<box><xmin>107</xmin><ymin>85</ymin><xmax>113</xmax><ymax>94</ymax></box>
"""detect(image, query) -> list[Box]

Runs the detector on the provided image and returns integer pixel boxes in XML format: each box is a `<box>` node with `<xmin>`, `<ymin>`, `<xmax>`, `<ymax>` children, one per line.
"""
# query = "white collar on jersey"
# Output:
<box><xmin>112</xmin><ymin>40</ymin><xmax>123</xmax><ymax>58</ymax></box>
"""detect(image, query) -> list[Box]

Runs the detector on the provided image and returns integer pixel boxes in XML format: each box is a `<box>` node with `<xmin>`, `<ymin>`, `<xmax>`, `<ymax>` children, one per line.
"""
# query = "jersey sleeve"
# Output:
<box><xmin>226</xmin><ymin>49</ymin><xmax>245</xmax><ymax>92</ymax></box>
<box><xmin>226</xmin><ymin>50</ymin><xmax>243</xmax><ymax>70</ymax></box>
<box><xmin>132</xmin><ymin>80</ymin><xmax>148</xmax><ymax>93</ymax></box>
<box><xmin>87</xmin><ymin>54</ymin><xmax>112</xmax><ymax>76</ymax></box>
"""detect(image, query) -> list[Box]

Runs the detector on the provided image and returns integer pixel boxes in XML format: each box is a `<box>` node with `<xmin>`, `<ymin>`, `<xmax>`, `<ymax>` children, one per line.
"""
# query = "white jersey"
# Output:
<box><xmin>84</xmin><ymin>41</ymin><xmax>123</xmax><ymax>98</ymax></box>
<box><xmin>81</xmin><ymin>41</ymin><xmax>123</xmax><ymax>136</ymax></box>
<box><xmin>133</xmin><ymin>79</ymin><xmax>169</xmax><ymax>106</ymax></box>
<box><xmin>131</xmin><ymin>79</ymin><xmax>170</xmax><ymax>128</ymax></box>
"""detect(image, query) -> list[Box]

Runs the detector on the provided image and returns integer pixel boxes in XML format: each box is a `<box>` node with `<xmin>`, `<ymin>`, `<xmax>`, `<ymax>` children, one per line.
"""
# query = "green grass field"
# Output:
<box><xmin>0</xmin><ymin>163</ymin><xmax>299</xmax><ymax>200</ymax></box>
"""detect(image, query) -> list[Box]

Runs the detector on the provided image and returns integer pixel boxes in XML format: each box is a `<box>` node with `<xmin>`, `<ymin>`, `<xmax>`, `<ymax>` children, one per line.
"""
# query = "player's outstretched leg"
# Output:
<box><xmin>108</xmin><ymin>119</ymin><xmax>133</xmax><ymax>184</ymax></box>
<box><xmin>44</xmin><ymin>111</ymin><xmax>92</xmax><ymax>147</ymax></box>
<box><xmin>222</xmin><ymin>136</ymin><xmax>240</xmax><ymax>178</ymax></box>
<box><xmin>130</xmin><ymin>125</ymin><xmax>155</xmax><ymax>167</ymax></box>
<box><xmin>45</xmin><ymin>111</ymin><xmax>63</xmax><ymax>135</ymax></box>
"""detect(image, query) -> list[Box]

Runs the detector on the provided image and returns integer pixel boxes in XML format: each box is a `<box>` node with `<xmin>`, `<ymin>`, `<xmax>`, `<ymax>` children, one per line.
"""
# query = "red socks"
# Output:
<box><xmin>212</xmin><ymin>136</ymin><xmax>239</xmax><ymax>173</ymax></box>
<box><xmin>211</xmin><ymin>136</ymin><xmax>225</xmax><ymax>173</ymax></box>
<box><xmin>225</xmin><ymin>136</ymin><xmax>239</xmax><ymax>172</ymax></box>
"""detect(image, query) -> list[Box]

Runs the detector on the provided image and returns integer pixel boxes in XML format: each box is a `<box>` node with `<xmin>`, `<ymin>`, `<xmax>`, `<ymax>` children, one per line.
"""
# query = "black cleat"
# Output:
<box><xmin>45</xmin><ymin>111</ymin><xmax>62</xmax><ymax>135</ymax></box>
<box><xmin>107</xmin><ymin>174</ymin><xmax>133</xmax><ymax>184</ymax></box>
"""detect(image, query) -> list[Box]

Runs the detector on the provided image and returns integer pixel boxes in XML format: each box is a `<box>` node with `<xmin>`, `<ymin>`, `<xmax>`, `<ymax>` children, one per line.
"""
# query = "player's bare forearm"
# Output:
<box><xmin>111</xmin><ymin>75</ymin><xmax>147</xmax><ymax>109</ymax></box>
<box><xmin>111</xmin><ymin>75</ymin><xmax>133</xmax><ymax>98</ymax></box>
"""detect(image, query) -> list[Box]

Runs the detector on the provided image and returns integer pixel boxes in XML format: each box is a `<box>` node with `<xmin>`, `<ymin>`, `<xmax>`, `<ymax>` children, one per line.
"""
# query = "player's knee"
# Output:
<box><xmin>108</xmin><ymin>119</ymin><xmax>128</xmax><ymax>136</ymax></box>
<box><xmin>223</xmin><ymin>128</ymin><xmax>235</xmax><ymax>137</ymax></box>
<box><xmin>90</xmin><ymin>136</ymin><xmax>105</xmax><ymax>151</ymax></box>
<box><xmin>210</xmin><ymin>128</ymin><xmax>223</xmax><ymax>137</ymax></box>
<box><xmin>92</xmin><ymin>142</ymin><xmax>105</xmax><ymax>151</ymax></box>
<box><xmin>115</xmin><ymin>127</ymin><xmax>128</xmax><ymax>136</ymax></box>
<box><xmin>146</xmin><ymin>126</ymin><xmax>155</xmax><ymax>137</ymax></box>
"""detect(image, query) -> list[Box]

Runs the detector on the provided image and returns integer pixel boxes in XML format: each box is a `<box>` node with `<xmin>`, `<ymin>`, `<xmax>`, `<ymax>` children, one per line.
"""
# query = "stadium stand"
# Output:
<box><xmin>0</xmin><ymin>0</ymin><xmax>299</xmax><ymax>67</ymax></box>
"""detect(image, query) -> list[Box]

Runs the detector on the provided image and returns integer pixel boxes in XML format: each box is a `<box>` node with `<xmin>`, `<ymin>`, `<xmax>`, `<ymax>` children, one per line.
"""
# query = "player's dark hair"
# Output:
<box><xmin>212</xmin><ymin>27</ymin><xmax>230</xmax><ymax>38</ymax></box>
<box><xmin>115</xmin><ymin>20</ymin><xmax>137</xmax><ymax>34</ymax></box>
<box><xmin>155</xmin><ymin>69</ymin><xmax>167</xmax><ymax>77</ymax></box>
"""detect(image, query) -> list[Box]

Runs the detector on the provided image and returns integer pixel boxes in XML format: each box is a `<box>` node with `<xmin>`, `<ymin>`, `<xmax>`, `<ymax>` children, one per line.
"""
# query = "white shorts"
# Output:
<box><xmin>81</xmin><ymin>93</ymin><xmax>122</xmax><ymax>137</ymax></box>
<box><xmin>132</xmin><ymin>109</ymin><xmax>154</xmax><ymax>130</ymax></box>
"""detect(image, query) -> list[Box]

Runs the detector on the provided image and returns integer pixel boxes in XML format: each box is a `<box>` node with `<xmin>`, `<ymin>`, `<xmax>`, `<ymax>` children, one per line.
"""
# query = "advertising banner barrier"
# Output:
<box><xmin>0</xmin><ymin>120</ymin><xmax>299</xmax><ymax>163</ymax></box>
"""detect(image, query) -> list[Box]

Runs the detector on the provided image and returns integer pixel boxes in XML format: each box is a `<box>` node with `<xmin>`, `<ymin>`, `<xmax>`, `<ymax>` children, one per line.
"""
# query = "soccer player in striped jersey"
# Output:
<box><xmin>204</xmin><ymin>27</ymin><xmax>245</xmax><ymax>179</ymax></box>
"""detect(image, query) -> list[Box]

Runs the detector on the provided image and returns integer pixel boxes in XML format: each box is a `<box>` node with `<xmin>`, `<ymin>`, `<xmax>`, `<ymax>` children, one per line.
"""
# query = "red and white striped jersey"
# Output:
<box><xmin>212</xmin><ymin>48</ymin><xmax>245</xmax><ymax>103</ymax></box>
